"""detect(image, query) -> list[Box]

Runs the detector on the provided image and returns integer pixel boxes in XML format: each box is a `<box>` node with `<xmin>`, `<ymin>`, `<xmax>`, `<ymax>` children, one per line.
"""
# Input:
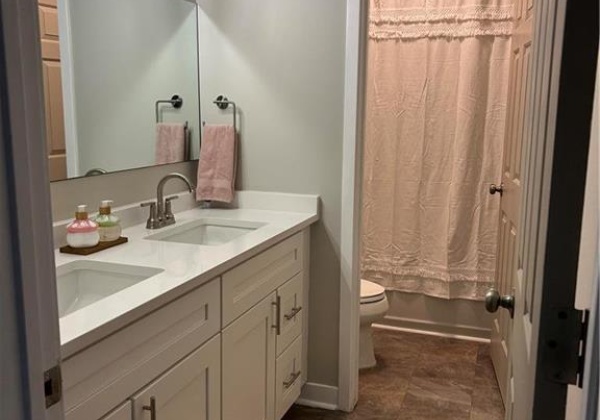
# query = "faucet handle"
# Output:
<box><xmin>164</xmin><ymin>196</ymin><xmax>179</xmax><ymax>226</ymax></box>
<box><xmin>140</xmin><ymin>201</ymin><xmax>160</xmax><ymax>229</ymax></box>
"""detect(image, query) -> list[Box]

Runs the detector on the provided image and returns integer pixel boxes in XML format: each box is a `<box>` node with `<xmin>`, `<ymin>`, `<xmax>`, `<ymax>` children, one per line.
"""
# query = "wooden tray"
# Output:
<box><xmin>60</xmin><ymin>236</ymin><xmax>128</xmax><ymax>256</ymax></box>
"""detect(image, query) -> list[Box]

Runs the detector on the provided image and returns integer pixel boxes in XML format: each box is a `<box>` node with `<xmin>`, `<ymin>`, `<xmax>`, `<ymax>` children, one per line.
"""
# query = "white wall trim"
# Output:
<box><xmin>338</xmin><ymin>0</ymin><xmax>367</xmax><ymax>413</ymax></box>
<box><xmin>297</xmin><ymin>382</ymin><xmax>339</xmax><ymax>411</ymax></box>
<box><xmin>374</xmin><ymin>318</ymin><xmax>491</xmax><ymax>343</ymax></box>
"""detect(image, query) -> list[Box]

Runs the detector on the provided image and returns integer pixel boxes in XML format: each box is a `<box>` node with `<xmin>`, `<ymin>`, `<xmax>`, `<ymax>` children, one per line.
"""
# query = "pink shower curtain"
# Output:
<box><xmin>361</xmin><ymin>0</ymin><xmax>513</xmax><ymax>300</ymax></box>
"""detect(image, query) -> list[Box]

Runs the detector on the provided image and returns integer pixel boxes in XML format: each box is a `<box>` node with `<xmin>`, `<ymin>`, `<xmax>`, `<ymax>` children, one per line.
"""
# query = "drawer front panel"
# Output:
<box><xmin>222</xmin><ymin>233</ymin><xmax>303</xmax><ymax>327</ymax></box>
<box><xmin>275</xmin><ymin>336</ymin><xmax>303</xmax><ymax>420</ymax></box>
<box><xmin>276</xmin><ymin>273</ymin><xmax>303</xmax><ymax>356</ymax></box>
<box><xmin>63</xmin><ymin>278</ymin><xmax>221</xmax><ymax>420</ymax></box>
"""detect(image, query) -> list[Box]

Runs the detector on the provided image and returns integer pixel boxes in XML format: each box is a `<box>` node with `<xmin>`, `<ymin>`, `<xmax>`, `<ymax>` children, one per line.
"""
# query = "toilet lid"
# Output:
<box><xmin>360</xmin><ymin>280</ymin><xmax>386</xmax><ymax>304</ymax></box>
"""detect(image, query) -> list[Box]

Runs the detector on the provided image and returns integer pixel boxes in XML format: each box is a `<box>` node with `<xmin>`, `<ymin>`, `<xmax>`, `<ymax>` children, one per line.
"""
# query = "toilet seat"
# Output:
<box><xmin>360</xmin><ymin>280</ymin><xmax>386</xmax><ymax>304</ymax></box>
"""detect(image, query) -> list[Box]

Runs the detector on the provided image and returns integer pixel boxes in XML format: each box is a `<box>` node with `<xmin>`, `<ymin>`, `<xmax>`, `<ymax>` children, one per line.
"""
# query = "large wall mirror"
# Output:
<box><xmin>39</xmin><ymin>0</ymin><xmax>200</xmax><ymax>182</ymax></box>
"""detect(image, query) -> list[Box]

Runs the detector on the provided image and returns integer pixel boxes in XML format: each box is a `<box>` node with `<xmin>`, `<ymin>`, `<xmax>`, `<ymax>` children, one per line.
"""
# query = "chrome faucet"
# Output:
<box><xmin>141</xmin><ymin>172</ymin><xmax>195</xmax><ymax>229</ymax></box>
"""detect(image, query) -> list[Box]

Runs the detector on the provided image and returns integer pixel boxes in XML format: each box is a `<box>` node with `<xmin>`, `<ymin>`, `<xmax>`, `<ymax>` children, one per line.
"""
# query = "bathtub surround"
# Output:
<box><xmin>380</xmin><ymin>292</ymin><xmax>493</xmax><ymax>341</ymax></box>
<box><xmin>362</xmin><ymin>0</ymin><xmax>513</xmax><ymax>300</ymax></box>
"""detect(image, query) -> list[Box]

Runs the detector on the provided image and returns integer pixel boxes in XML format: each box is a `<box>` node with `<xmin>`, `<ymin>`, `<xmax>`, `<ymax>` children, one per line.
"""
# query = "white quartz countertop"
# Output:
<box><xmin>55</xmin><ymin>192</ymin><xmax>319</xmax><ymax>358</ymax></box>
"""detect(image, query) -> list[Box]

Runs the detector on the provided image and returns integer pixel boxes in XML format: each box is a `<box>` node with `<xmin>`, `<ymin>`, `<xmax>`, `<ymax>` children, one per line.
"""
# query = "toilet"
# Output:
<box><xmin>359</xmin><ymin>280</ymin><xmax>389</xmax><ymax>369</ymax></box>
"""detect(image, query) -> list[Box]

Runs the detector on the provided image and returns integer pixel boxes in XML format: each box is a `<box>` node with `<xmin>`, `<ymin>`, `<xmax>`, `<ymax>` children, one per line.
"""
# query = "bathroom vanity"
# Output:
<box><xmin>54</xmin><ymin>193</ymin><xmax>318</xmax><ymax>420</ymax></box>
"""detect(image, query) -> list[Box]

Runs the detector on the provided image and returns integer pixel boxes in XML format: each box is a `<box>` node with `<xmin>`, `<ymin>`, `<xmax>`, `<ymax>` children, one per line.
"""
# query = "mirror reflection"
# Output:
<box><xmin>40</xmin><ymin>0</ymin><xmax>200</xmax><ymax>181</ymax></box>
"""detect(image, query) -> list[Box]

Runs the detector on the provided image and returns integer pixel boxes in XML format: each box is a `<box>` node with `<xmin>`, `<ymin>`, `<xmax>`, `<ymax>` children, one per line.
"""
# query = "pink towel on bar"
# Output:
<box><xmin>197</xmin><ymin>124</ymin><xmax>237</xmax><ymax>203</ymax></box>
<box><xmin>155</xmin><ymin>123</ymin><xmax>186</xmax><ymax>164</ymax></box>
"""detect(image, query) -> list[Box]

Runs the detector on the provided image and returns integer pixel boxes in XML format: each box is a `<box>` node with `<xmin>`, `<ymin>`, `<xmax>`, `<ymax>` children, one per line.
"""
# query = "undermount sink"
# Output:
<box><xmin>56</xmin><ymin>261</ymin><xmax>163</xmax><ymax>318</ymax></box>
<box><xmin>145</xmin><ymin>218</ymin><xmax>265</xmax><ymax>246</ymax></box>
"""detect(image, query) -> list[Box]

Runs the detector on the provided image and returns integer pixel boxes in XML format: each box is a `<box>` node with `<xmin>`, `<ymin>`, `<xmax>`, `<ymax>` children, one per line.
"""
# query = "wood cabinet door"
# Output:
<box><xmin>131</xmin><ymin>335</ymin><xmax>221</xmax><ymax>420</ymax></box>
<box><xmin>222</xmin><ymin>293</ymin><xmax>277</xmax><ymax>420</ymax></box>
<box><xmin>38</xmin><ymin>0</ymin><xmax>66</xmax><ymax>181</ymax></box>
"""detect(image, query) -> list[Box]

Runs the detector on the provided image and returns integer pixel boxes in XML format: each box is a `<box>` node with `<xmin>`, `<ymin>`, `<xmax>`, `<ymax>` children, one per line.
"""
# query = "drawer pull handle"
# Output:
<box><xmin>272</xmin><ymin>296</ymin><xmax>281</xmax><ymax>335</ymax></box>
<box><xmin>143</xmin><ymin>396</ymin><xmax>157</xmax><ymax>420</ymax></box>
<box><xmin>283</xmin><ymin>371</ymin><xmax>302</xmax><ymax>389</ymax></box>
<box><xmin>284</xmin><ymin>306</ymin><xmax>302</xmax><ymax>321</ymax></box>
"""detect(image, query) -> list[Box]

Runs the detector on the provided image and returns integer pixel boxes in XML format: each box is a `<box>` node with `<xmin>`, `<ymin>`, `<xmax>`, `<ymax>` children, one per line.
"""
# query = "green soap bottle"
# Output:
<box><xmin>95</xmin><ymin>200</ymin><xmax>122</xmax><ymax>242</ymax></box>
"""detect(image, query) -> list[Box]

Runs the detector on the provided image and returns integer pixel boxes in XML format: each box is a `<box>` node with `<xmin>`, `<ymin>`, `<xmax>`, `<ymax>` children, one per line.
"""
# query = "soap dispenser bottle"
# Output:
<box><xmin>95</xmin><ymin>200</ymin><xmax>122</xmax><ymax>242</ymax></box>
<box><xmin>66</xmin><ymin>205</ymin><xmax>100</xmax><ymax>248</ymax></box>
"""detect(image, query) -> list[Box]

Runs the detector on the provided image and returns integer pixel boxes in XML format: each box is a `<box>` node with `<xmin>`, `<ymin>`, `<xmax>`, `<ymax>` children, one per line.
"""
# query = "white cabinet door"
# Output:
<box><xmin>131</xmin><ymin>335</ymin><xmax>221</xmax><ymax>420</ymax></box>
<box><xmin>101</xmin><ymin>402</ymin><xmax>131</xmax><ymax>420</ymax></box>
<box><xmin>222</xmin><ymin>293</ymin><xmax>277</xmax><ymax>420</ymax></box>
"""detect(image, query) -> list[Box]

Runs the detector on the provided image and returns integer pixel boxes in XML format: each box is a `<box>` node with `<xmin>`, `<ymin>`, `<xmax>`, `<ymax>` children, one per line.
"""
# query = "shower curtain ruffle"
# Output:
<box><xmin>370</xmin><ymin>3</ymin><xmax>513</xmax><ymax>40</ymax></box>
<box><xmin>362</xmin><ymin>0</ymin><xmax>513</xmax><ymax>301</ymax></box>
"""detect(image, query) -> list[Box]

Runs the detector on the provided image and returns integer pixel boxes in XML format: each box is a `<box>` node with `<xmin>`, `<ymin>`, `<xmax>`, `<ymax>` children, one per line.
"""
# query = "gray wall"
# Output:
<box><xmin>198</xmin><ymin>0</ymin><xmax>347</xmax><ymax>386</ymax></box>
<box><xmin>51</xmin><ymin>161</ymin><xmax>197</xmax><ymax>220</ymax></box>
<box><xmin>68</xmin><ymin>0</ymin><xmax>200</xmax><ymax>177</ymax></box>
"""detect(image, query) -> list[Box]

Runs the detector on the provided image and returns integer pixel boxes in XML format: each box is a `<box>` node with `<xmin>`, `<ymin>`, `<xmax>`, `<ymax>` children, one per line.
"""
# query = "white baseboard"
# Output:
<box><xmin>297</xmin><ymin>382</ymin><xmax>339</xmax><ymax>411</ymax></box>
<box><xmin>375</xmin><ymin>315</ymin><xmax>491</xmax><ymax>343</ymax></box>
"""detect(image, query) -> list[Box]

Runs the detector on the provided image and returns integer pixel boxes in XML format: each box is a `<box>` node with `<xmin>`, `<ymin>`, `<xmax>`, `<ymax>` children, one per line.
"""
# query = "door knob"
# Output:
<box><xmin>489</xmin><ymin>184</ymin><xmax>504</xmax><ymax>196</ymax></box>
<box><xmin>485</xmin><ymin>288</ymin><xmax>515</xmax><ymax>318</ymax></box>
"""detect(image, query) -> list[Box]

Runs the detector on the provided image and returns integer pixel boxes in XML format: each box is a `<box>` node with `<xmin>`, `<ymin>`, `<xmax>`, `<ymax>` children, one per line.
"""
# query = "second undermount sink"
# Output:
<box><xmin>145</xmin><ymin>218</ymin><xmax>266</xmax><ymax>246</ymax></box>
<box><xmin>56</xmin><ymin>261</ymin><xmax>163</xmax><ymax>318</ymax></box>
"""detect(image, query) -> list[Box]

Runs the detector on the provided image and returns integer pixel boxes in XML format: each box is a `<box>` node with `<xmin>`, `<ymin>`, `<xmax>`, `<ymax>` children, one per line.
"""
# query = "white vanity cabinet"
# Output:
<box><xmin>63</xmin><ymin>278</ymin><xmax>221</xmax><ymax>420</ymax></box>
<box><xmin>131</xmin><ymin>334</ymin><xmax>221</xmax><ymax>420</ymax></box>
<box><xmin>62</xmin><ymin>229</ymin><xmax>310</xmax><ymax>420</ymax></box>
<box><xmin>221</xmin><ymin>232</ymin><xmax>308</xmax><ymax>420</ymax></box>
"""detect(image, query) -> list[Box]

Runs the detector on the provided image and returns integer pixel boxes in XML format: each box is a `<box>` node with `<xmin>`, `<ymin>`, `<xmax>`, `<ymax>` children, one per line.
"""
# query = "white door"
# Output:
<box><xmin>488</xmin><ymin>0</ymin><xmax>535</xmax><ymax>407</ymax></box>
<box><xmin>131</xmin><ymin>335</ymin><xmax>221</xmax><ymax>420</ymax></box>
<box><xmin>222</xmin><ymin>293</ymin><xmax>277</xmax><ymax>420</ymax></box>
<box><xmin>488</xmin><ymin>0</ymin><xmax>576</xmax><ymax>419</ymax></box>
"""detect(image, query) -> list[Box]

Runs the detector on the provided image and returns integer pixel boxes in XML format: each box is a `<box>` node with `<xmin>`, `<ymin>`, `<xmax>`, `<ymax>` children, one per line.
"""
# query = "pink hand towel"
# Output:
<box><xmin>155</xmin><ymin>123</ymin><xmax>186</xmax><ymax>164</ymax></box>
<box><xmin>197</xmin><ymin>124</ymin><xmax>237</xmax><ymax>203</ymax></box>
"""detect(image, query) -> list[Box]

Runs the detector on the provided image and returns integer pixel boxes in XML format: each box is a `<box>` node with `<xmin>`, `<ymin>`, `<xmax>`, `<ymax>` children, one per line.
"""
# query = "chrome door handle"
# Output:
<box><xmin>489</xmin><ymin>183</ymin><xmax>504</xmax><ymax>196</ymax></box>
<box><xmin>485</xmin><ymin>288</ymin><xmax>515</xmax><ymax>318</ymax></box>
<box><xmin>284</xmin><ymin>306</ymin><xmax>302</xmax><ymax>321</ymax></box>
<box><xmin>143</xmin><ymin>396</ymin><xmax>157</xmax><ymax>420</ymax></box>
<box><xmin>283</xmin><ymin>371</ymin><xmax>302</xmax><ymax>389</ymax></box>
<box><xmin>272</xmin><ymin>296</ymin><xmax>281</xmax><ymax>335</ymax></box>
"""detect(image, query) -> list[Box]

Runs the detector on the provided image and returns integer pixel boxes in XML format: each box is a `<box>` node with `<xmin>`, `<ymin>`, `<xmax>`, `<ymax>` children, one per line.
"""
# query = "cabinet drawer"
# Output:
<box><xmin>275</xmin><ymin>336</ymin><xmax>303</xmax><ymax>420</ymax></box>
<box><xmin>222</xmin><ymin>233</ymin><xmax>303</xmax><ymax>326</ymax></box>
<box><xmin>131</xmin><ymin>334</ymin><xmax>221</xmax><ymax>420</ymax></box>
<box><xmin>63</xmin><ymin>278</ymin><xmax>221</xmax><ymax>420</ymax></box>
<box><xmin>276</xmin><ymin>273</ymin><xmax>303</xmax><ymax>356</ymax></box>
<box><xmin>100</xmin><ymin>402</ymin><xmax>131</xmax><ymax>420</ymax></box>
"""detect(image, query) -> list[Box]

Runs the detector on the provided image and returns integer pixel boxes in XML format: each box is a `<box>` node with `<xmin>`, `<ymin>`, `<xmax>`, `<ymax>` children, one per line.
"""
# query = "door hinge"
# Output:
<box><xmin>44</xmin><ymin>365</ymin><xmax>62</xmax><ymax>408</ymax></box>
<box><xmin>544</xmin><ymin>308</ymin><xmax>589</xmax><ymax>388</ymax></box>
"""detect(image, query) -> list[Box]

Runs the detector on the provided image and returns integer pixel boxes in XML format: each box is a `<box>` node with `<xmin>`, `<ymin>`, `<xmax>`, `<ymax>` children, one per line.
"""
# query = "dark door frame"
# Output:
<box><xmin>533</xmin><ymin>0</ymin><xmax>598</xmax><ymax>418</ymax></box>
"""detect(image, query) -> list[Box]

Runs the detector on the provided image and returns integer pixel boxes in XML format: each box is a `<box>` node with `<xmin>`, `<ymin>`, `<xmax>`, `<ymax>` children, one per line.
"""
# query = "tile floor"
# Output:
<box><xmin>283</xmin><ymin>329</ymin><xmax>505</xmax><ymax>420</ymax></box>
